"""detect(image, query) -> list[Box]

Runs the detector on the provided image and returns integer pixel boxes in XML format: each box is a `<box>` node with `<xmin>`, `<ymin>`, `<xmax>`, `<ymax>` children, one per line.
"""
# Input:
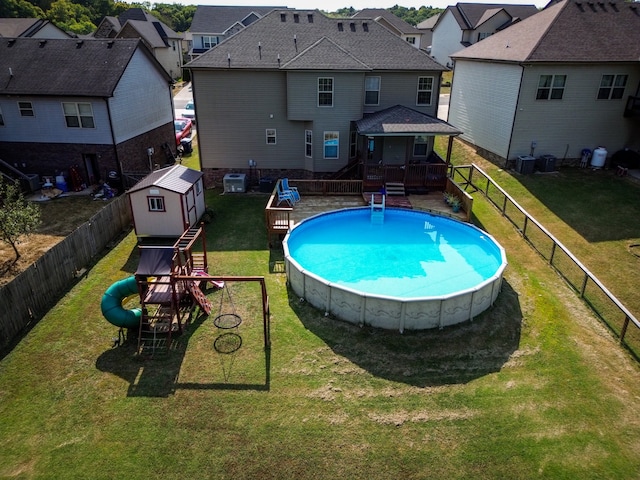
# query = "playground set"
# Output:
<box><xmin>101</xmin><ymin>225</ymin><xmax>271</xmax><ymax>355</ymax></box>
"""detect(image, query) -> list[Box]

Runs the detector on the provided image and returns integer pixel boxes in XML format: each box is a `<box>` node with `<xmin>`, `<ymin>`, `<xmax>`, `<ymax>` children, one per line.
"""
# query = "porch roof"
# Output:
<box><xmin>355</xmin><ymin>105</ymin><xmax>462</xmax><ymax>137</ymax></box>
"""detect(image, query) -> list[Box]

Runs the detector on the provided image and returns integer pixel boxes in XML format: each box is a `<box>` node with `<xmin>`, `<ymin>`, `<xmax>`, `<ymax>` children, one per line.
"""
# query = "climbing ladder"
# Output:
<box><xmin>370</xmin><ymin>193</ymin><xmax>385</xmax><ymax>224</ymax></box>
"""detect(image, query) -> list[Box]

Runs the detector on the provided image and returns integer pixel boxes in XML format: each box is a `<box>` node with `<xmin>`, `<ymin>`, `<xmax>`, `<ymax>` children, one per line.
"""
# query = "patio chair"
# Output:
<box><xmin>282</xmin><ymin>178</ymin><xmax>301</xmax><ymax>203</ymax></box>
<box><xmin>276</xmin><ymin>182</ymin><xmax>295</xmax><ymax>206</ymax></box>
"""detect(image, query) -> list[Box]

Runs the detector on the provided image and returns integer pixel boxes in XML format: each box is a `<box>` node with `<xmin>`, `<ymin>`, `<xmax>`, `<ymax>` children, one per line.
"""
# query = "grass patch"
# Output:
<box><xmin>2</xmin><ymin>145</ymin><xmax>640</xmax><ymax>478</ymax></box>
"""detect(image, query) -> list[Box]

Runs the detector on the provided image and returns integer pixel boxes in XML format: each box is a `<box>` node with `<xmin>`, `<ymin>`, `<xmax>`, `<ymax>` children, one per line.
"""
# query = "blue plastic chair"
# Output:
<box><xmin>276</xmin><ymin>182</ymin><xmax>295</xmax><ymax>206</ymax></box>
<box><xmin>282</xmin><ymin>178</ymin><xmax>301</xmax><ymax>203</ymax></box>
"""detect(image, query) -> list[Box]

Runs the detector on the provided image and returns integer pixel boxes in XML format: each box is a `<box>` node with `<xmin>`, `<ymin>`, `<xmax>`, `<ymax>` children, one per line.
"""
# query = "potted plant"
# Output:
<box><xmin>450</xmin><ymin>196</ymin><xmax>462</xmax><ymax>213</ymax></box>
<box><xmin>443</xmin><ymin>192</ymin><xmax>455</xmax><ymax>205</ymax></box>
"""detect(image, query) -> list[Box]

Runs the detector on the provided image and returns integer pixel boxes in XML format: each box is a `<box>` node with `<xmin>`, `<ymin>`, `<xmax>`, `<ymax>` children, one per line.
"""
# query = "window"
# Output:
<box><xmin>305</xmin><ymin>130</ymin><xmax>312</xmax><ymax>157</ymax></box>
<box><xmin>148</xmin><ymin>196</ymin><xmax>165</xmax><ymax>212</ymax></box>
<box><xmin>406</xmin><ymin>36</ymin><xmax>416</xmax><ymax>44</ymax></box>
<box><xmin>598</xmin><ymin>74</ymin><xmax>627</xmax><ymax>100</ymax></box>
<box><xmin>349</xmin><ymin>130</ymin><xmax>357</xmax><ymax>158</ymax></box>
<box><xmin>324</xmin><ymin>131</ymin><xmax>339</xmax><ymax>159</ymax></box>
<box><xmin>413</xmin><ymin>135</ymin><xmax>428</xmax><ymax>156</ymax></box>
<box><xmin>266</xmin><ymin>129</ymin><xmax>276</xmax><ymax>144</ymax></box>
<box><xmin>318</xmin><ymin>77</ymin><xmax>333</xmax><ymax>107</ymax></box>
<box><xmin>364</xmin><ymin>76</ymin><xmax>380</xmax><ymax>105</ymax></box>
<box><xmin>478</xmin><ymin>32</ymin><xmax>492</xmax><ymax>41</ymax></box>
<box><xmin>195</xmin><ymin>179</ymin><xmax>202</xmax><ymax>196</ymax></box>
<box><xmin>18</xmin><ymin>101</ymin><xmax>34</xmax><ymax>117</ymax></box>
<box><xmin>202</xmin><ymin>36</ymin><xmax>218</xmax><ymax>49</ymax></box>
<box><xmin>416</xmin><ymin>77</ymin><xmax>433</xmax><ymax>105</ymax></box>
<box><xmin>536</xmin><ymin>74</ymin><xmax>566</xmax><ymax>100</ymax></box>
<box><xmin>0</xmin><ymin>106</ymin><xmax>4</xmax><ymax>126</ymax></box>
<box><xmin>62</xmin><ymin>102</ymin><xmax>95</xmax><ymax>128</ymax></box>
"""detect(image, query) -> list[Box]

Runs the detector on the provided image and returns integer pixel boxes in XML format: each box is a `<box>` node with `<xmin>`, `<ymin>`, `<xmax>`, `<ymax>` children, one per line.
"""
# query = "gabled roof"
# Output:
<box><xmin>188</xmin><ymin>10</ymin><xmax>444</xmax><ymax>72</ymax></box>
<box><xmin>440</xmin><ymin>2</ymin><xmax>538</xmax><ymax>30</ymax></box>
<box><xmin>417</xmin><ymin>14</ymin><xmax>440</xmax><ymax>30</ymax></box>
<box><xmin>0</xmin><ymin>18</ymin><xmax>69</xmax><ymax>38</ymax></box>
<box><xmin>119</xmin><ymin>19</ymin><xmax>178</xmax><ymax>47</ymax></box>
<box><xmin>452</xmin><ymin>0</ymin><xmax>640</xmax><ymax>63</ymax></box>
<box><xmin>190</xmin><ymin>5</ymin><xmax>286</xmax><ymax>34</ymax></box>
<box><xmin>129</xmin><ymin>165</ymin><xmax>203</xmax><ymax>194</ymax></box>
<box><xmin>356</xmin><ymin>105</ymin><xmax>462</xmax><ymax>136</ymax></box>
<box><xmin>352</xmin><ymin>8</ymin><xmax>422</xmax><ymax>35</ymax></box>
<box><xmin>0</xmin><ymin>38</ymin><xmax>167</xmax><ymax>97</ymax></box>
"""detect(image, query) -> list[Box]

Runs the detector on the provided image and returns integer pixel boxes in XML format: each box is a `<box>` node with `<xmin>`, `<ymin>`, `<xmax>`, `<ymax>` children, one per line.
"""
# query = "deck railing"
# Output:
<box><xmin>264</xmin><ymin>179</ymin><xmax>293</xmax><ymax>247</ymax></box>
<box><xmin>362</xmin><ymin>162</ymin><xmax>448</xmax><ymax>190</ymax></box>
<box><xmin>452</xmin><ymin>163</ymin><xmax>640</xmax><ymax>359</ymax></box>
<box><xmin>286</xmin><ymin>179</ymin><xmax>362</xmax><ymax>195</ymax></box>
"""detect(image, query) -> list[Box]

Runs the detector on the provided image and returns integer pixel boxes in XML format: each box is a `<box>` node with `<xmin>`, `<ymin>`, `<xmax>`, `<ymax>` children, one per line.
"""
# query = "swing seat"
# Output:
<box><xmin>213</xmin><ymin>313</ymin><xmax>242</xmax><ymax>329</ymax></box>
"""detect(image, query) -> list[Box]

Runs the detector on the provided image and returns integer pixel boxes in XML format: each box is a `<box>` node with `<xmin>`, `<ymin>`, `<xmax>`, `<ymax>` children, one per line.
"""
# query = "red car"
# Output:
<box><xmin>174</xmin><ymin>118</ymin><xmax>193</xmax><ymax>145</ymax></box>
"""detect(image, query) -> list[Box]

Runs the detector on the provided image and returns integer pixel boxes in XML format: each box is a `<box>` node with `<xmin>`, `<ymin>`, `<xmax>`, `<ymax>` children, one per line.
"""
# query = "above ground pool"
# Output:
<box><xmin>283</xmin><ymin>208</ymin><xmax>507</xmax><ymax>331</ymax></box>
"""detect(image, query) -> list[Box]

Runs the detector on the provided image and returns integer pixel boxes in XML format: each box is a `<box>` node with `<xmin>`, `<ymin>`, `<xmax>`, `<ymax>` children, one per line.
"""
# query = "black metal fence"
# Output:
<box><xmin>452</xmin><ymin>164</ymin><xmax>640</xmax><ymax>359</ymax></box>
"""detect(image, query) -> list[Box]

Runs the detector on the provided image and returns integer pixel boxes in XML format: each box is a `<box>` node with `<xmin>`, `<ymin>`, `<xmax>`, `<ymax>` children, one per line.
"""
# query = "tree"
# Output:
<box><xmin>0</xmin><ymin>0</ymin><xmax>45</xmax><ymax>17</ymax></box>
<box><xmin>47</xmin><ymin>0</ymin><xmax>96</xmax><ymax>34</ymax></box>
<box><xmin>0</xmin><ymin>179</ymin><xmax>41</xmax><ymax>261</ymax></box>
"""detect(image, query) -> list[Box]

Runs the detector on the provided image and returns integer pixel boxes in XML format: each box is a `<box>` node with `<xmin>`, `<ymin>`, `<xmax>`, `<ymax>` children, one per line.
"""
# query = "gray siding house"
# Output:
<box><xmin>94</xmin><ymin>8</ymin><xmax>184</xmax><ymax>80</ymax></box>
<box><xmin>188</xmin><ymin>5</ymin><xmax>284</xmax><ymax>60</ymax></box>
<box><xmin>430</xmin><ymin>3</ymin><xmax>539</xmax><ymax>67</ymax></box>
<box><xmin>187</xmin><ymin>9</ymin><xmax>460</xmax><ymax>183</ymax></box>
<box><xmin>448</xmin><ymin>0</ymin><xmax>640</xmax><ymax>165</ymax></box>
<box><xmin>0</xmin><ymin>38</ymin><xmax>175</xmax><ymax>188</ymax></box>
<box><xmin>352</xmin><ymin>9</ymin><xmax>426</xmax><ymax>49</ymax></box>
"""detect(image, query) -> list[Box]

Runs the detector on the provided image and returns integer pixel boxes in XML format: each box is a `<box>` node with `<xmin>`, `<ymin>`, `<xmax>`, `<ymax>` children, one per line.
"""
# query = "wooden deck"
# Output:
<box><xmin>289</xmin><ymin>193</ymin><xmax>467</xmax><ymax>226</ymax></box>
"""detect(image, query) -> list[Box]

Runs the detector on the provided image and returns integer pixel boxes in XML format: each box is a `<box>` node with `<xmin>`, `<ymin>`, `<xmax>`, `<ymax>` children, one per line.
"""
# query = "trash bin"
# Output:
<box><xmin>259</xmin><ymin>177</ymin><xmax>275</xmax><ymax>193</ymax></box>
<box><xmin>180</xmin><ymin>138</ymin><xmax>193</xmax><ymax>154</ymax></box>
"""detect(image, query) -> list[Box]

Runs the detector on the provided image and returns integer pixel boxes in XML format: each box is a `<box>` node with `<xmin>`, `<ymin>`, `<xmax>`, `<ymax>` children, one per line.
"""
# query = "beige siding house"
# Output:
<box><xmin>448</xmin><ymin>0</ymin><xmax>640</xmax><ymax>165</ymax></box>
<box><xmin>187</xmin><ymin>9</ymin><xmax>460</xmax><ymax>183</ymax></box>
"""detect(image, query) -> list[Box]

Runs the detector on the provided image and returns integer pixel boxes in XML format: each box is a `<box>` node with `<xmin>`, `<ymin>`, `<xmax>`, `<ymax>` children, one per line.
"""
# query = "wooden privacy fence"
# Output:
<box><xmin>452</xmin><ymin>164</ymin><xmax>640</xmax><ymax>359</ymax></box>
<box><xmin>0</xmin><ymin>195</ymin><xmax>132</xmax><ymax>352</ymax></box>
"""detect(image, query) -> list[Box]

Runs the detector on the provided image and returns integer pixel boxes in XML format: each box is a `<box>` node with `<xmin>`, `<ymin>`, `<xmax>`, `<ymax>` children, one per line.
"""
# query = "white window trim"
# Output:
<box><xmin>202</xmin><ymin>36</ymin><xmax>218</xmax><ymax>49</ymax></box>
<box><xmin>323</xmin><ymin>131</ymin><xmax>339</xmax><ymax>159</ymax></box>
<box><xmin>62</xmin><ymin>102</ymin><xmax>95</xmax><ymax>128</ymax></box>
<box><xmin>305</xmin><ymin>130</ymin><xmax>312</xmax><ymax>158</ymax></box>
<box><xmin>148</xmin><ymin>196</ymin><xmax>165</xmax><ymax>212</ymax></box>
<box><xmin>536</xmin><ymin>74</ymin><xmax>566</xmax><ymax>100</ymax></box>
<box><xmin>364</xmin><ymin>76</ymin><xmax>381</xmax><ymax>106</ymax></box>
<box><xmin>406</xmin><ymin>36</ymin><xmax>416</xmax><ymax>44</ymax></box>
<box><xmin>318</xmin><ymin>77</ymin><xmax>334</xmax><ymax>107</ymax></box>
<box><xmin>266</xmin><ymin>128</ymin><xmax>277</xmax><ymax>145</ymax></box>
<box><xmin>413</xmin><ymin>135</ymin><xmax>429</xmax><ymax>157</ymax></box>
<box><xmin>597</xmin><ymin>74</ymin><xmax>627</xmax><ymax>100</ymax></box>
<box><xmin>416</xmin><ymin>77</ymin><xmax>433</xmax><ymax>106</ymax></box>
<box><xmin>18</xmin><ymin>101</ymin><xmax>34</xmax><ymax>117</ymax></box>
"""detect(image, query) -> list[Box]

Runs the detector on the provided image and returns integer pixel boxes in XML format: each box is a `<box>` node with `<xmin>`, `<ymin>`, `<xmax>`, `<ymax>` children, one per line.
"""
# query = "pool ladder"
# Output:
<box><xmin>370</xmin><ymin>194</ymin><xmax>385</xmax><ymax>224</ymax></box>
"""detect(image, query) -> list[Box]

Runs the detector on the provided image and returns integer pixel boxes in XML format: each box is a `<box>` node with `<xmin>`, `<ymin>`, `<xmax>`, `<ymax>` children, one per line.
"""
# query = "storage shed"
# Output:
<box><xmin>128</xmin><ymin>165</ymin><xmax>206</xmax><ymax>238</ymax></box>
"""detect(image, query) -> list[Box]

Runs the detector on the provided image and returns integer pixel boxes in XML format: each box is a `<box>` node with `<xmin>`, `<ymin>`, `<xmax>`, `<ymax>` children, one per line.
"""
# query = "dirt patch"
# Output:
<box><xmin>0</xmin><ymin>195</ymin><xmax>111</xmax><ymax>286</ymax></box>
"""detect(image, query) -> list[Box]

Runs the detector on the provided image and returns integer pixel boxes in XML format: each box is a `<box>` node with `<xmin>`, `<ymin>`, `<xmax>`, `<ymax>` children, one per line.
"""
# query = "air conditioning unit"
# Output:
<box><xmin>516</xmin><ymin>155</ymin><xmax>536</xmax><ymax>174</ymax></box>
<box><xmin>223</xmin><ymin>173</ymin><xmax>247</xmax><ymax>193</ymax></box>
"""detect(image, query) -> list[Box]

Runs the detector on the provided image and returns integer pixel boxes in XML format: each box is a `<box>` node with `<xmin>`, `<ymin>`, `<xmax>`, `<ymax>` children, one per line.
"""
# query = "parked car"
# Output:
<box><xmin>174</xmin><ymin>118</ymin><xmax>192</xmax><ymax>145</ymax></box>
<box><xmin>176</xmin><ymin>100</ymin><xmax>195</xmax><ymax>122</ymax></box>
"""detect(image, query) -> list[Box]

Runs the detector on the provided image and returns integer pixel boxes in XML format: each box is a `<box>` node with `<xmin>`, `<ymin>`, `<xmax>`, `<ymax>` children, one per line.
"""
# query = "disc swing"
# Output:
<box><xmin>213</xmin><ymin>282</ymin><xmax>242</xmax><ymax>330</ymax></box>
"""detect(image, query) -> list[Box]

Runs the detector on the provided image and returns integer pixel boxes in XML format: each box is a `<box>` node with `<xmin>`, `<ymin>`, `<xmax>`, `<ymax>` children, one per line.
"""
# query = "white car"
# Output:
<box><xmin>176</xmin><ymin>100</ymin><xmax>195</xmax><ymax>122</ymax></box>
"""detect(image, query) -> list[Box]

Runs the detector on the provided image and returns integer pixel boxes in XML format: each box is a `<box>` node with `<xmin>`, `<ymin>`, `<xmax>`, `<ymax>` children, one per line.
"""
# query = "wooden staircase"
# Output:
<box><xmin>385</xmin><ymin>182</ymin><xmax>406</xmax><ymax>196</ymax></box>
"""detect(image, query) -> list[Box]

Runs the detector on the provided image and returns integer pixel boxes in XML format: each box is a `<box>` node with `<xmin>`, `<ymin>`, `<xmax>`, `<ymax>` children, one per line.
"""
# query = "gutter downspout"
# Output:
<box><xmin>504</xmin><ymin>64</ymin><xmax>526</xmax><ymax>166</ymax></box>
<box><xmin>105</xmin><ymin>97</ymin><xmax>123</xmax><ymax>182</ymax></box>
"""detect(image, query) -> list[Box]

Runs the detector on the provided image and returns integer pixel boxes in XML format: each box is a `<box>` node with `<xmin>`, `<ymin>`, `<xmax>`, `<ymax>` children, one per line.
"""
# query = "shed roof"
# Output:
<box><xmin>188</xmin><ymin>9</ymin><xmax>444</xmax><ymax>72</ymax></box>
<box><xmin>356</xmin><ymin>105</ymin><xmax>462</xmax><ymax>136</ymax></box>
<box><xmin>0</xmin><ymin>38</ymin><xmax>159</xmax><ymax>97</ymax></box>
<box><xmin>452</xmin><ymin>0</ymin><xmax>640</xmax><ymax>63</ymax></box>
<box><xmin>129</xmin><ymin>165</ymin><xmax>203</xmax><ymax>195</ymax></box>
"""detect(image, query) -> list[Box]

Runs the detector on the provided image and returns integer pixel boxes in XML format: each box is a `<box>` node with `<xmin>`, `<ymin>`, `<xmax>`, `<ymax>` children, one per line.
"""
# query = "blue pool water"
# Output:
<box><xmin>285</xmin><ymin>208</ymin><xmax>505</xmax><ymax>299</ymax></box>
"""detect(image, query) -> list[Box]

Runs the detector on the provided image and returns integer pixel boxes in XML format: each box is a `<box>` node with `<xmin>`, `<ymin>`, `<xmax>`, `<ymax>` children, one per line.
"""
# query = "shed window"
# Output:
<box><xmin>148</xmin><ymin>196</ymin><xmax>165</xmax><ymax>212</ymax></box>
<box><xmin>266</xmin><ymin>129</ymin><xmax>276</xmax><ymax>144</ymax></box>
<box><xmin>536</xmin><ymin>75</ymin><xmax>566</xmax><ymax>100</ymax></box>
<box><xmin>598</xmin><ymin>74</ymin><xmax>627</xmax><ymax>100</ymax></box>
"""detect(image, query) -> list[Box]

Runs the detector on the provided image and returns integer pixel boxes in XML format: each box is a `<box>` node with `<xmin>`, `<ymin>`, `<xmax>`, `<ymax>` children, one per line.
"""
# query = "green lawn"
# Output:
<box><xmin>1</xmin><ymin>144</ymin><xmax>640</xmax><ymax>478</ymax></box>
